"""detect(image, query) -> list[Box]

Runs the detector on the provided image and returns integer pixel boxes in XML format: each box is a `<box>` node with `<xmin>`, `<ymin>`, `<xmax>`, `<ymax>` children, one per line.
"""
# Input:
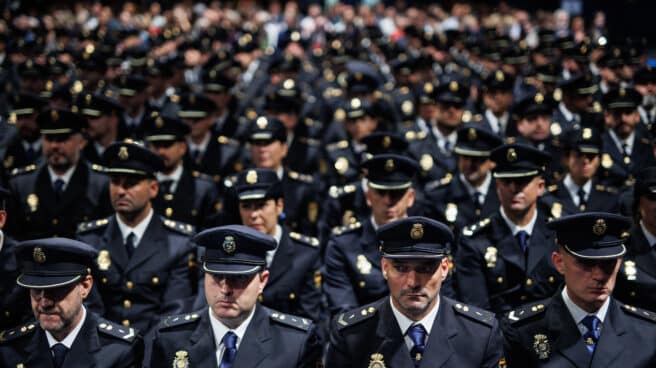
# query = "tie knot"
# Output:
<box><xmin>126</xmin><ymin>232</ymin><xmax>136</xmax><ymax>244</ymax></box>
<box><xmin>581</xmin><ymin>315</ymin><xmax>599</xmax><ymax>332</ymax></box>
<box><xmin>54</xmin><ymin>178</ymin><xmax>65</xmax><ymax>191</ymax></box>
<box><xmin>160</xmin><ymin>179</ymin><xmax>174</xmax><ymax>194</ymax></box>
<box><xmin>407</xmin><ymin>324</ymin><xmax>427</xmax><ymax>347</ymax></box>
<box><xmin>222</xmin><ymin>331</ymin><xmax>237</xmax><ymax>349</ymax></box>
<box><xmin>52</xmin><ymin>343</ymin><xmax>68</xmax><ymax>354</ymax></box>
<box><xmin>516</xmin><ymin>230</ymin><xmax>528</xmax><ymax>243</ymax></box>
<box><xmin>577</xmin><ymin>187</ymin><xmax>586</xmax><ymax>196</ymax></box>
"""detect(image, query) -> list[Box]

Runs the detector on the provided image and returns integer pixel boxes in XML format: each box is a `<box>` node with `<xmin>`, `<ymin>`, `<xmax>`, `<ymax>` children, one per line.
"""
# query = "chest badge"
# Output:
<box><xmin>97</xmin><ymin>250</ymin><xmax>111</xmax><ymax>271</ymax></box>
<box><xmin>368</xmin><ymin>353</ymin><xmax>386</xmax><ymax>368</ymax></box>
<box><xmin>357</xmin><ymin>254</ymin><xmax>372</xmax><ymax>275</ymax></box>
<box><xmin>533</xmin><ymin>334</ymin><xmax>550</xmax><ymax>360</ymax></box>
<box><xmin>624</xmin><ymin>260</ymin><xmax>637</xmax><ymax>281</ymax></box>
<box><xmin>484</xmin><ymin>247</ymin><xmax>498</xmax><ymax>268</ymax></box>
<box><xmin>173</xmin><ymin>350</ymin><xmax>189</xmax><ymax>368</ymax></box>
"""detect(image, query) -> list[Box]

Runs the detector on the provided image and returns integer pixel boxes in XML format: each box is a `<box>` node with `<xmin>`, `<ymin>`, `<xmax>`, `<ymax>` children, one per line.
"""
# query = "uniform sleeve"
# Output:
<box><xmin>325</xmin><ymin>318</ymin><xmax>353</xmax><ymax>368</ymax></box>
<box><xmin>323</xmin><ymin>237</ymin><xmax>359</xmax><ymax>316</ymax></box>
<box><xmin>115</xmin><ymin>335</ymin><xmax>144</xmax><ymax>368</ymax></box>
<box><xmin>162</xmin><ymin>241</ymin><xmax>195</xmax><ymax>313</ymax></box>
<box><xmin>299</xmin><ymin>252</ymin><xmax>323</xmax><ymax>322</ymax></box>
<box><xmin>481</xmin><ymin>318</ymin><xmax>504</xmax><ymax>368</ymax></box>
<box><xmin>454</xmin><ymin>237</ymin><xmax>491</xmax><ymax>309</ymax></box>
<box><xmin>500</xmin><ymin>317</ymin><xmax>530</xmax><ymax>368</ymax></box>
<box><xmin>297</xmin><ymin>325</ymin><xmax>323</xmax><ymax>368</ymax></box>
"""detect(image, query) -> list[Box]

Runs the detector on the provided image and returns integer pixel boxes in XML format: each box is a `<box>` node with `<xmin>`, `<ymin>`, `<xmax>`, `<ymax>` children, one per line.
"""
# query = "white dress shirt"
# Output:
<box><xmin>209</xmin><ymin>305</ymin><xmax>257</xmax><ymax>364</ymax></box>
<box><xmin>561</xmin><ymin>287</ymin><xmax>609</xmax><ymax>336</ymax></box>
<box><xmin>640</xmin><ymin>221</ymin><xmax>656</xmax><ymax>248</ymax></box>
<box><xmin>46</xmin><ymin>306</ymin><xmax>87</xmax><ymax>349</ymax></box>
<box><xmin>116</xmin><ymin>208</ymin><xmax>154</xmax><ymax>248</ymax></box>
<box><xmin>484</xmin><ymin>109</ymin><xmax>509</xmax><ymax>136</ymax></box>
<box><xmin>459</xmin><ymin>172</ymin><xmax>491</xmax><ymax>205</ymax></box>
<box><xmin>47</xmin><ymin>165</ymin><xmax>76</xmax><ymax>192</ymax></box>
<box><xmin>499</xmin><ymin>206</ymin><xmax>538</xmax><ymax>237</ymax></box>
<box><xmin>563</xmin><ymin>174</ymin><xmax>592</xmax><ymax>206</ymax></box>
<box><xmin>156</xmin><ymin>164</ymin><xmax>184</xmax><ymax>193</ymax></box>
<box><xmin>389</xmin><ymin>297</ymin><xmax>440</xmax><ymax>351</ymax></box>
<box><xmin>608</xmin><ymin>129</ymin><xmax>635</xmax><ymax>156</ymax></box>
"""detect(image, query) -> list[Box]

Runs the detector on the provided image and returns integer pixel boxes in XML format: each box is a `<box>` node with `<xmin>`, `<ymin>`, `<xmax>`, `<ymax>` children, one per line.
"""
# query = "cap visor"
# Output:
<box><xmin>493</xmin><ymin>170</ymin><xmax>540</xmax><ymax>179</ymax></box>
<box><xmin>237</xmin><ymin>190</ymin><xmax>267</xmax><ymax>200</ymax></box>
<box><xmin>16</xmin><ymin>274</ymin><xmax>81</xmax><ymax>289</ymax></box>
<box><xmin>563</xmin><ymin>244</ymin><xmax>626</xmax><ymax>259</ymax></box>
<box><xmin>382</xmin><ymin>252</ymin><xmax>446</xmax><ymax>259</ymax></box>
<box><xmin>203</xmin><ymin>262</ymin><xmax>262</xmax><ymax>275</ymax></box>
<box><xmin>367</xmin><ymin>181</ymin><xmax>412</xmax><ymax>191</ymax></box>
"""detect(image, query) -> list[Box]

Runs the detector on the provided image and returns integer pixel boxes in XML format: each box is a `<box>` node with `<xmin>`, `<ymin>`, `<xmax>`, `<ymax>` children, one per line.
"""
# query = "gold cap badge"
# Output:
<box><xmin>410</xmin><ymin>223</ymin><xmax>424</xmax><ymax>239</ymax></box>
<box><xmin>384</xmin><ymin>159</ymin><xmax>394</xmax><ymax>172</ymax></box>
<box><xmin>222</xmin><ymin>236</ymin><xmax>236</xmax><ymax>254</ymax></box>
<box><xmin>592</xmin><ymin>219</ymin><xmax>607</xmax><ymax>236</ymax></box>
<box><xmin>33</xmin><ymin>247</ymin><xmax>46</xmax><ymax>264</ymax></box>
<box><xmin>468</xmin><ymin>128</ymin><xmax>477</xmax><ymax>141</ymax></box>
<box><xmin>506</xmin><ymin>148</ymin><xmax>518</xmax><ymax>162</ymax></box>
<box><xmin>245</xmin><ymin>170</ymin><xmax>258</xmax><ymax>184</ymax></box>
<box><xmin>118</xmin><ymin>146</ymin><xmax>129</xmax><ymax>160</ymax></box>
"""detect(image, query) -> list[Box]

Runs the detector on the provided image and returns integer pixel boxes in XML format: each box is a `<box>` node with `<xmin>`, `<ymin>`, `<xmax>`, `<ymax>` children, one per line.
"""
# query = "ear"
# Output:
<box><xmin>258</xmin><ymin>270</ymin><xmax>270</xmax><ymax>293</ymax></box>
<box><xmin>149</xmin><ymin>179</ymin><xmax>159</xmax><ymax>198</ymax></box>
<box><xmin>438</xmin><ymin>257</ymin><xmax>450</xmax><ymax>281</ymax></box>
<box><xmin>381</xmin><ymin>257</ymin><xmax>390</xmax><ymax>280</ymax></box>
<box><xmin>79</xmin><ymin>275</ymin><xmax>94</xmax><ymax>299</ymax></box>
<box><xmin>536</xmin><ymin>176</ymin><xmax>545</xmax><ymax>196</ymax></box>
<box><xmin>365</xmin><ymin>185</ymin><xmax>373</xmax><ymax>207</ymax></box>
<box><xmin>551</xmin><ymin>250</ymin><xmax>565</xmax><ymax>275</ymax></box>
<box><xmin>406</xmin><ymin>188</ymin><xmax>416</xmax><ymax>208</ymax></box>
<box><xmin>275</xmin><ymin>198</ymin><xmax>284</xmax><ymax>215</ymax></box>
<box><xmin>0</xmin><ymin>210</ymin><xmax>6</xmax><ymax>229</ymax></box>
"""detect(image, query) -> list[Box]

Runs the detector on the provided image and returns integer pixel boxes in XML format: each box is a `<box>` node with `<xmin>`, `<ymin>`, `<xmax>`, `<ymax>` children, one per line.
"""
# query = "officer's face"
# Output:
<box><xmin>87</xmin><ymin>115</ymin><xmax>116</xmax><ymax>140</ymax></box>
<box><xmin>552</xmin><ymin>249</ymin><xmax>621</xmax><ymax>312</ymax></box>
<box><xmin>418</xmin><ymin>103</ymin><xmax>437</xmax><ymax>122</ymax></box>
<box><xmin>366</xmin><ymin>186</ymin><xmax>415</xmax><ymax>225</ymax></box>
<box><xmin>205</xmin><ymin>270</ymin><xmax>269</xmax><ymax>329</ymax></box>
<box><xmin>271</xmin><ymin>111</ymin><xmax>298</xmax><ymax>132</ymax></box>
<box><xmin>109</xmin><ymin>175</ymin><xmax>158</xmax><ymax>218</ymax></box>
<box><xmin>605</xmin><ymin>108</ymin><xmax>640</xmax><ymax>139</ymax></box>
<box><xmin>345</xmin><ymin>116</ymin><xmax>378</xmax><ymax>142</ymax></box>
<box><xmin>382</xmin><ymin>258</ymin><xmax>449</xmax><ymax>321</ymax></box>
<box><xmin>496</xmin><ymin>176</ymin><xmax>544</xmax><ymax>216</ymax></box>
<box><xmin>458</xmin><ymin>155</ymin><xmax>493</xmax><ymax>186</ymax></box>
<box><xmin>239</xmin><ymin>198</ymin><xmax>283</xmax><ymax>237</ymax></box>
<box><xmin>638</xmin><ymin>196</ymin><xmax>656</xmax><ymax>232</ymax></box>
<box><xmin>566</xmin><ymin>150</ymin><xmax>599</xmax><ymax>182</ymax></box>
<box><xmin>250</xmin><ymin>140</ymin><xmax>288</xmax><ymax>170</ymax></box>
<box><xmin>183</xmin><ymin>116</ymin><xmax>215</xmax><ymax>140</ymax></box>
<box><xmin>16</xmin><ymin>115</ymin><xmax>40</xmax><ymax>140</ymax></box>
<box><xmin>483</xmin><ymin>89</ymin><xmax>513</xmax><ymax>114</ymax></box>
<box><xmin>149</xmin><ymin>140</ymin><xmax>186</xmax><ymax>172</ymax></box>
<box><xmin>30</xmin><ymin>275</ymin><xmax>93</xmax><ymax>340</ymax></box>
<box><xmin>517</xmin><ymin>114</ymin><xmax>551</xmax><ymax>142</ymax></box>
<box><xmin>435</xmin><ymin>102</ymin><xmax>463</xmax><ymax>128</ymax></box>
<box><xmin>42</xmin><ymin>133</ymin><xmax>85</xmax><ymax>172</ymax></box>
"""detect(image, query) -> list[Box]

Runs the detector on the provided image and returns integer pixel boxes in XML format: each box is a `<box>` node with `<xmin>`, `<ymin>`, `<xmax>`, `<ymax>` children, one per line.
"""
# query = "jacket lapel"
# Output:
<box><xmin>590</xmin><ymin>299</ymin><xmax>625</xmax><ymax>367</ymax></box>
<box><xmin>548</xmin><ymin>294</ymin><xmax>591</xmax><ymax>368</ymax></box>
<box><xmin>420</xmin><ymin>298</ymin><xmax>456</xmax><ymax>368</ymax></box>
<box><xmin>35</xmin><ymin>164</ymin><xmax>57</xmax><ymax>218</ymax></box>
<box><xmin>24</xmin><ymin>328</ymin><xmax>55</xmax><ymax>368</ymax></box>
<box><xmin>493</xmin><ymin>216</ymin><xmax>525</xmax><ymax>271</ymax></box>
<box><xmin>233</xmin><ymin>305</ymin><xmax>272</xmax><ymax>367</ymax></box>
<box><xmin>58</xmin><ymin>163</ymin><xmax>89</xmax><ymax>210</ymax></box>
<box><xmin>187</xmin><ymin>309</ymin><xmax>219</xmax><ymax>367</ymax></box>
<box><xmin>63</xmin><ymin>312</ymin><xmax>99</xmax><ymax>367</ymax></box>
<box><xmin>102</xmin><ymin>218</ymin><xmax>129</xmax><ymax>272</ymax></box>
<box><xmin>126</xmin><ymin>216</ymin><xmax>166</xmax><ymax>272</ymax></box>
<box><xmin>527</xmin><ymin>216</ymin><xmax>554</xmax><ymax>272</ymax></box>
<box><xmin>374</xmin><ymin>301</ymin><xmax>414</xmax><ymax>368</ymax></box>
<box><xmin>361</xmin><ymin>220</ymin><xmax>382</xmax><ymax>269</ymax></box>
<box><xmin>267</xmin><ymin>229</ymin><xmax>294</xmax><ymax>286</ymax></box>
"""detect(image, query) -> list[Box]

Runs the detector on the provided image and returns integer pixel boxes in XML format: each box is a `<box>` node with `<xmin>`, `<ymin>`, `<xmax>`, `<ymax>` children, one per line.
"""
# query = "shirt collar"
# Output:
<box><xmin>608</xmin><ymin>129</ymin><xmax>635</xmax><ymax>154</ymax></box>
<box><xmin>116</xmin><ymin>208</ymin><xmax>154</xmax><ymax>247</ymax></box>
<box><xmin>559</xmin><ymin>102</ymin><xmax>578</xmax><ymax>122</ymax></box>
<box><xmin>0</xmin><ymin>230</ymin><xmax>4</xmax><ymax>252</ymax></box>
<box><xmin>561</xmin><ymin>286</ymin><xmax>610</xmax><ymax>325</ymax></box>
<box><xmin>93</xmin><ymin>141</ymin><xmax>107</xmax><ymax>156</ymax></box>
<box><xmin>276</xmin><ymin>166</ymin><xmax>284</xmax><ymax>180</ymax></box>
<box><xmin>563</xmin><ymin>174</ymin><xmax>592</xmax><ymax>201</ymax></box>
<box><xmin>389</xmin><ymin>296</ymin><xmax>439</xmax><ymax>337</ymax></box>
<box><xmin>499</xmin><ymin>206</ymin><xmax>538</xmax><ymax>236</ymax></box>
<box><xmin>48</xmin><ymin>165</ymin><xmax>77</xmax><ymax>188</ymax></box>
<box><xmin>459</xmin><ymin>172</ymin><xmax>491</xmax><ymax>200</ymax></box>
<box><xmin>432</xmin><ymin>126</ymin><xmax>457</xmax><ymax>152</ymax></box>
<box><xmin>156</xmin><ymin>163</ymin><xmax>184</xmax><ymax>190</ymax></box>
<box><xmin>209</xmin><ymin>304</ymin><xmax>257</xmax><ymax>352</ymax></box>
<box><xmin>484</xmin><ymin>109</ymin><xmax>509</xmax><ymax>135</ymax></box>
<box><xmin>640</xmin><ymin>221</ymin><xmax>656</xmax><ymax>247</ymax></box>
<box><xmin>187</xmin><ymin>132</ymin><xmax>211</xmax><ymax>153</ymax></box>
<box><xmin>21</xmin><ymin>139</ymin><xmax>42</xmax><ymax>152</ymax></box>
<box><xmin>45</xmin><ymin>306</ymin><xmax>87</xmax><ymax>348</ymax></box>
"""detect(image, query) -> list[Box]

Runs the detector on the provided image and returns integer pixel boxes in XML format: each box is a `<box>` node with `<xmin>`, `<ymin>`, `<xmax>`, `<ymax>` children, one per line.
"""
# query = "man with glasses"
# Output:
<box><xmin>77</xmin><ymin>141</ymin><xmax>195</xmax><ymax>332</ymax></box>
<box><xmin>147</xmin><ymin>225</ymin><xmax>321</xmax><ymax>367</ymax></box>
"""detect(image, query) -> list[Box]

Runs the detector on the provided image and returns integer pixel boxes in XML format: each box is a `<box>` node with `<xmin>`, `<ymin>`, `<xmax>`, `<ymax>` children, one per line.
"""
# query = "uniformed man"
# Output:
<box><xmin>77</xmin><ymin>141</ymin><xmax>195</xmax><ymax>331</ymax></box>
<box><xmin>115</xmin><ymin>74</ymin><xmax>150</xmax><ymax>139</ymax></box>
<box><xmin>147</xmin><ymin>225</ymin><xmax>321</xmax><ymax>367</ymax></box>
<box><xmin>0</xmin><ymin>238</ymin><xmax>143</xmax><ymax>367</ymax></box>
<box><xmin>0</xmin><ymin>185</ymin><xmax>30</xmax><ymax>329</ymax></box>
<box><xmin>324</xmin><ymin>154</ymin><xmax>455</xmax><ymax>316</ymax></box>
<box><xmin>599</xmin><ymin>87</ymin><xmax>656</xmax><ymax>189</ymax></box>
<box><xmin>76</xmin><ymin>90</ymin><xmax>125</xmax><ymax>164</ymax></box>
<box><xmin>614</xmin><ymin>167</ymin><xmax>656</xmax><ymax>309</ymax></box>
<box><xmin>6</xmin><ymin>108</ymin><xmax>112</xmax><ymax>240</ymax></box>
<box><xmin>326</xmin><ymin>216</ymin><xmax>504</xmax><ymax>368</ymax></box>
<box><xmin>424</xmin><ymin>124</ymin><xmax>503</xmax><ymax>234</ymax></box>
<box><xmin>540</xmin><ymin>127</ymin><xmax>619</xmax><ymax>218</ymax></box>
<box><xmin>143</xmin><ymin>114</ymin><xmax>221</xmax><ymax>229</ymax></box>
<box><xmin>552</xmin><ymin>73</ymin><xmax>598</xmax><ymax>133</ymax></box>
<box><xmin>455</xmin><ymin>143</ymin><xmax>562</xmax><ymax>314</ymax></box>
<box><xmin>502</xmin><ymin>212</ymin><xmax>656</xmax><ymax>367</ymax></box>
<box><xmin>480</xmin><ymin>70</ymin><xmax>515</xmax><ymax>137</ymax></box>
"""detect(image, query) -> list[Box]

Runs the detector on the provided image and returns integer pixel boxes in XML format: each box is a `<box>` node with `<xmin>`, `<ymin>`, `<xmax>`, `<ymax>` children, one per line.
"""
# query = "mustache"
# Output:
<box><xmin>37</xmin><ymin>306</ymin><xmax>60</xmax><ymax>314</ymax></box>
<box><xmin>400</xmin><ymin>288</ymin><xmax>427</xmax><ymax>298</ymax></box>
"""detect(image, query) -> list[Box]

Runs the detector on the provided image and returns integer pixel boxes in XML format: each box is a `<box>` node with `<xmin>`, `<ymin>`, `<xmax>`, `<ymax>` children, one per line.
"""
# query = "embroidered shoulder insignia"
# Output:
<box><xmin>332</xmin><ymin>221</ymin><xmax>363</xmax><ymax>236</ymax></box>
<box><xmin>462</xmin><ymin>217</ymin><xmax>491</xmax><ymax>236</ymax></box>
<box><xmin>90</xmin><ymin>164</ymin><xmax>106</xmax><ymax>173</ymax></box>
<box><xmin>287</xmin><ymin>170</ymin><xmax>314</xmax><ymax>184</ymax></box>
<box><xmin>289</xmin><ymin>232</ymin><xmax>319</xmax><ymax>248</ymax></box>
<box><xmin>217</xmin><ymin>135</ymin><xmax>240</xmax><ymax>146</ymax></box>
<box><xmin>162</xmin><ymin>218</ymin><xmax>195</xmax><ymax>235</ymax></box>
<box><xmin>336</xmin><ymin>304</ymin><xmax>378</xmax><ymax>330</ymax></box>
<box><xmin>97</xmin><ymin>319</ymin><xmax>138</xmax><ymax>342</ymax></box>
<box><xmin>505</xmin><ymin>300</ymin><xmax>549</xmax><ymax>325</ymax></box>
<box><xmin>270</xmin><ymin>311</ymin><xmax>312</xmax><ymax>331</ymax></box>
<box><xmin>77</xmin><ymin>217</ymin><xmax>111</xmax><ymax>233</ymax></box>
<box><xmin>621</xmin><ymin>304</ymin><xmax>656</xmax><ymax>323</ymax></box>
<box><xmin>453</xmin><ymin>303</ymin><xmax>496</xmax><ymax>327</ymax></box>
<box><xmin>0</xmin><ymin>322</ymin><xmax>37</xmax><ymax>343</ymax></box>
<box><xmin>328</xmin><ymin>184</ymin><xmax>357</xmax><ymax>199</ymax></box>
<box><xmin>160</xmin><ymin>312</ymin><xmax>202</xmax><ymax>330</ymax></box>
<box><xmin>326</xmin><ymin>140</ymin><xmax>349</xmax><ymax>152</ymax></box>
<box><xmin>10</xmin><ymin>164</ymin><xmax>37</xmax><ymax>177</ymax></box>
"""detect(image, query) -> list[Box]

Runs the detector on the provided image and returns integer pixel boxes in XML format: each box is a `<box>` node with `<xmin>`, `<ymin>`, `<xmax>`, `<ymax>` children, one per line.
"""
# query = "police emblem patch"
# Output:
<box><xmin>533</xmin><ymin>334</ymin><xmax>550</xmax><ymax>359</ymax></box>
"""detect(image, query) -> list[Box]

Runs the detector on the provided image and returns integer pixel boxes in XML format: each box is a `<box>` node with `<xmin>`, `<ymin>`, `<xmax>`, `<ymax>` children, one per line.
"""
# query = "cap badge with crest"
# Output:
<box><xmin>33</xmin><ymin>247</ymin><xmax>46</xmax><ymax>264</ymax></box>
<box><xmin>118</xmin><ymin>146</ymin><xmax>129</xmax><ymax>160</ymax></box>
<box><xmin>592</xmin><ymin>219</ymin><xmax>607</xmax><ymax>236</ymax></box>
<box><xmin>385</xmin><ymin>159</ymin><xmax>394</xmax><ymax>172</ymax></box>
<box><xmin>506</xmin><ymin>148</ymin><xmax>518</xmax><ymax>162</ymax></box>
<box><xmin>256</xmin><ymin>117</ymin><xmax>268</xmax><ymax>129</ymax></box>
<box><xmin>468</xmin><ymin>128</ymin><xmax>477</xmax><ymax>141</ymax></box>
<box><xmin>534</xmin><ymin>93</ymin><xmax>544</xmax><ymax>103</ymax></box>
<box><xmin>222</xmin><ymin>236</ymin><xmax>236</xmax><ymax>254</ymax></box>
<box><xmin>246</xmin><ymin>170</ymin><xmax>258</xmax><ymax>184</ymax></box>
<box><xmin>410</xmin><ymin>223</ymin><xmax>424</xmax><ymax>239</ymax></box>
<box><xmin>51</xmin><ymin>110</ymin><xmax>59</xmax><ymax>122</ymax></box>
<box><xmin>382</xmin><ymin>136</ymin><xmax>391</xmax><ymax>148</ymax></box>
<box><xmin>449</xmin><ymin>81</ymin><xmax>459</xmax><ymax>92</ymax></box>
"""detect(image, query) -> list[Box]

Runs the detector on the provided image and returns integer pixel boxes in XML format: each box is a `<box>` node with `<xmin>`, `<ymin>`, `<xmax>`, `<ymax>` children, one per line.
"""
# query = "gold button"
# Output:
<box><xmin>548</xmin><ymin>276</ymin><xmax>555</xmax><ymax>283</ymax></box>
<box><xmin>289</xmin><ymin>293</ymin><xmax>296</xmax><ymax>300</ymax></box>
<box><xmin>4</xmin><ymin>311</ymin><xmax>9</xmax><ymax>317</ymax></box>
<box><xmin>359</xmin><ymin>281</ymin><xmax>366</xmax><ymax>288</ymax></box>
<box><xmin>123</xmin><ymin>300</ymin><xmax>131</xmax><ymax>309</ymax></box>
<box><xmin>126</xmin><ymin>281</ymin><xmax>133</xmax><ymax>289</ymax></box>
<box><xmin>122</xmin><ymin>320</ymin><xmax>130</xmax><ymax>327</ymax></box>
<box><xmin>52</xmin><ymin>218</ymin><xmax>58</xmax><ymax>225</ymax></box>
<box><xmin>102</xmin><ymin>277</ymin><xmax>108</xmax><ymax>284</ymax></box>
<box><xmin>630</xmin><ymin>291</ymin><xmax>636</xmax><ymax>297</ymax></box>
<box><xmin>497</xmin><ymin>277</ymin><xmax>503</xmax><ymax>284</ymax></box>
<box><xmin>520</xmin><ymin>295</ymin><xmax>527</xmax><ymax>301</ymax></box>
<box><xmin>165</xmin><ymin>208</ymin><xmax>173</xmax><ymax>217</ymax></box>
<box><xmin>21</xmin><ymin>326</ymin><xmax>27</xmax><ymax>332</ymax></box>
<box><xmin>526</xmin><ymin>278</ymin><xmax>533</xmax><ymax>286</ymax></box>
<box><xmin>152</xmin><ymin>277</ymin><xmax>159</xmax><ymax>285</ymax></box>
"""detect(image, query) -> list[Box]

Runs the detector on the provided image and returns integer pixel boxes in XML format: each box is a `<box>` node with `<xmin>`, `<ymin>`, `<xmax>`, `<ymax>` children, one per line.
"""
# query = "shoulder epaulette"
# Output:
<box><xmin>547</xmin><ymin>184</ymin><xmax>558</xmax><ymax>193</ymax></box>
<box><xmin>404</xmin><ymin>130</ymin><xmax>428</xmax><ymax>142</ymax></box>
<box><xmin>332</xmin><ymin>221</ymin><xmax>363</xmax><ymax>236</ymax></box>
<box><xmin>621</xmin><ymin>304</ymin><xmax>656</xmax><ymax>323</ymax></box>
<box><xmin>0</xmin><ymin>321</ymin><xmax>37</xmax><ymax>343</ymax></box>
<box><xmin>77</xmin><ymin>217</ymin><xmax>111</xmax><ymax>233</ymax></box>
<box><xmin>595</xmin><ymin>184</ymin><xmax>618</xmax><ymax>194</ymax></box>
<box><xmin>159</xmin><ymin>312</ymin><xmax>202</xmax><ymax>330</ymax></box>
<box><xmin>162</xmin><ymin>218</ymin><xmax>195</xmax><ymax>235</ymax></box>
<box><xmin>504</xmin><ymin>300</ymin><xmax>549</xmax><ymax>325</ymax></box>
<box><xmin>326</xmin><ymin>140</ymin><xmax>349</xmax><ymax>152</ymax></box>
<box><xmin>269</xmin><ymin>311</ymin><xmax>312</xmax><ymax>331</ymax></box>
<box><xmin>223</xmin><ymin>175</ymin><xmax>238</xmax><ymax>188</ymax></box>
<box><xmin>217</xmin><ymin>135</ymin><xmax>240</xmax><ymax>146</ymax></box>
<box><xmin>641</xmin><ymin>137</ymin><xmax>651</xmax><ymax>145</ymax></box>
<box><xmin>97</xmin><ymin>319</ymin><xmax>138</xmax><ymax>342</ymax></box>
<box><xmin>452</xmin><ymin>302</ymin><xmax>495</xmax><ymax>327</ymax></box>
<box><xmin>287</xmin><ymin>170</ymin><xmax>314</xmax><ymax>184</ymax></box>
<box><xmin>289</xmin><ymin>232</ymin><xmax>319</xmax><ymax>248</ymax></box>
<box><xmin>10</xmin><ymin>164</ymin><xmax>36</xmax><ymax>177</ymax></box>
<box><xmin>335</xmin><ymin>304</ymin><xmax>378</xmax><ymax>330</ymax></box>
<box><xmin>90</xmin><ymin>163</ymin><xmax>106</xmax><ymax>173</ymax></box>
<box><xmin>191</xmin><ymin>171</ymin><xmax>213</xmax><ymax>182</ymax></box>
<box><xmin>425</xmin><ymin>173</ymin><xmax>453</xmax><ymax>191</ymax></box>
<box><xmin>462</xmin><ymin>217</ymin><xmax>491</xmax><ymax>236</ymax></box>
<box><xmin>328</xmin><ymin>184</ymin><xmax>357</xmax><ymax>199</ymax></box>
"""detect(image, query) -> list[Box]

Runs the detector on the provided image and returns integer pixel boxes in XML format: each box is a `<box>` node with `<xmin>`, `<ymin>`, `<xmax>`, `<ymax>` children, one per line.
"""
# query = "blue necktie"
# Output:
<box><xmin>407</xmin><ymin>324</ymin><xmax>426</xmax><ymax>367</ymax></box>
<box><xmin>219</xmin><ymin>331</ymin><xmax>237</xmax><ymax>368</ymax></box>
<box><xmin>516</xmin><ymin>230</ymin><xmax>529</xmax><ymax>255</ymax></box>
<box><xmin>577</xmin><ymin>187</ymin><xmax>587</xmax><ymax>210</ymax></box>
<box><xmin>125</xmin><ymin>232</ymin><xmax>135</xmax><ymax>258</ymax></box>
<box><xmin>51</xmin><ymin>343</ymin><xmax>68</xmax><ymax>368</ymax></box>
<box><xmin>53</xmin><ymin>179</ymin><xmax>65</xmax><ymax>201</ymax></box>
<box><xmin>581</xmin><ymin>315</ymin><xmax>600</xmax><ymax>355</ymax></box>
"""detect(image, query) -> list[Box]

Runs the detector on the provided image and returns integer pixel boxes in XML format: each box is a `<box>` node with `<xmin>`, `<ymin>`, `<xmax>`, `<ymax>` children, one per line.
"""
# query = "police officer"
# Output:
<box><xmin>143</xmin><ymin>114</ymin><xmax>221</xmax><ymax>229</ymax></box>
<box><xmin>614</xmin><ymin>167</ymin><xmax>656</xmax><ymax>309</ymax></box>
<box><xmin>6</xmin><ymin>108</ymin><xmax>112</xmax><ymax>240</ymax></box>
<box><xmin>114</xmin><ymin>75</ymin><xmax>150</xmax><ymax>140</ymax></box>
<box><xmin>326</xmin><ymin>217</ymin><xmax>504</xmax><ymax>368</ymax></box>
<box><xmin>552</xmin><ymin>73</ymin><xmax>598</xmax><ymax>133</ymax></box>
<box><xmin>0</xmin><ymin>238</ymin><xmax>143</xmax><ymax>367</ymax></box>
<box><xmin>147</xmin><ymin>225</ymin><xmax>321</xmax><ymax>367</ymax></box>
<box><xmin>424</xmin><ymin>124</ymin><xmax>503</xmax><ymax>234</ymax></box>
<box><xmin>76</xmin><ymin>90</ymin><xmax>125</xmax><ymax>164</ymax></box>
<box><xmin>480</xmin><ymin>70</ymin><xmax>515</xmax><ymax>137</ymax></box>
<box><xmin>455</xmin><ymin>143</ymin><xmax>562</xmax><ymax>314</ymax></box>
<box><xmin>599</xmin><ymin>87</ymin><xmax>656</xmax><ymax>189</ymax></box>
<box><xmin>77</xmin><ymin>141</ymin><xmax>196</xmax><ymax>331</ymax></box>
<box><xmin>540</xmin><ymin>127</ymin><xmax>619</xmax><ymax>218</ymax></box>
<box><xmin>502</xmin><ymin>212</ymin><xmax>656</xmax><ymax>367</ymax></box>
<box><xmin>0</xmin><ymin>185</ymin><xmax>30</xmax><ymax>329</ymax></box>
